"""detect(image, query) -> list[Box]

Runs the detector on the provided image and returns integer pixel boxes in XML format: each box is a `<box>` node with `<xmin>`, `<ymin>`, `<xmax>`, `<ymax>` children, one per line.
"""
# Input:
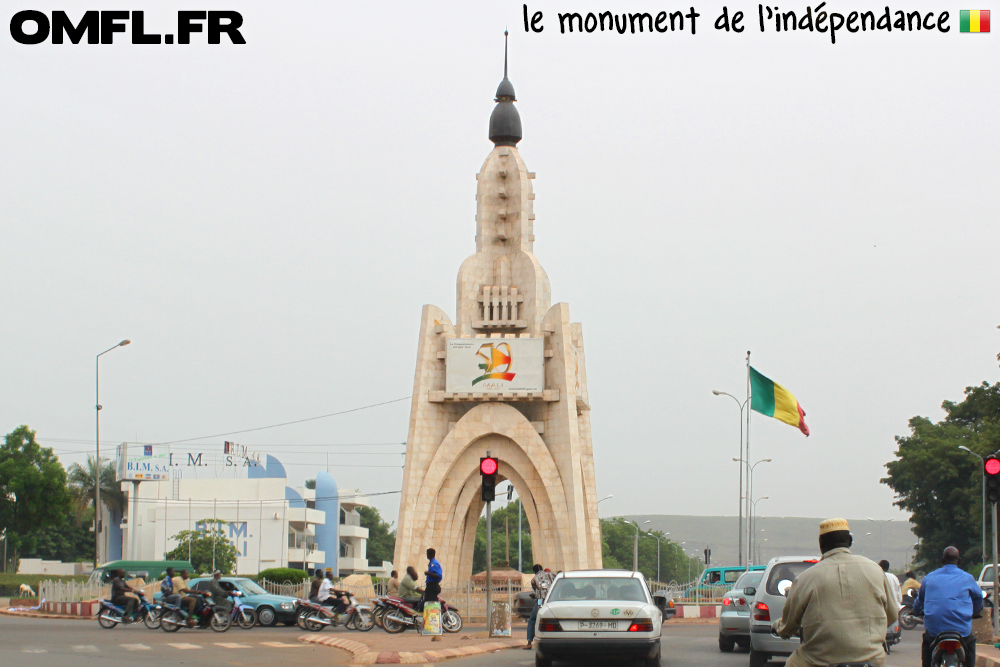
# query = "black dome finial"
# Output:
<box><xmin>489</xmin><ymin>29</ymin><xmax>521</xmax><ymax>146</ymax></box>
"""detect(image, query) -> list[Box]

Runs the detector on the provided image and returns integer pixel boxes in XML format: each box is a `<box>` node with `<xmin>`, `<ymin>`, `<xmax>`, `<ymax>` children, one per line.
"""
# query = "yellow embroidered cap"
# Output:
<box><xmin>819</xmin><ymin>518</ymin><xmax>850</xmax><ymax>535</ymax></box>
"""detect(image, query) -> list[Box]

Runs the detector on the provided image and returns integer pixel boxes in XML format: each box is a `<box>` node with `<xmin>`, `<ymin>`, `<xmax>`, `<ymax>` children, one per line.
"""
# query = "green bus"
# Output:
<box><xmin>87</xmin><ymin>560</ymin><xmax>194</xmax><ymax>584</ymax></box>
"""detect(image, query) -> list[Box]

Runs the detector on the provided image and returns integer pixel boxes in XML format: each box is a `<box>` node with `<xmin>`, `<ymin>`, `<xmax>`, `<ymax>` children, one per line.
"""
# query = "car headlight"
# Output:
<box><xmin>280</xmin><ymin>602</ymin><xmax>294</xmax><ymax>610</ymax></box>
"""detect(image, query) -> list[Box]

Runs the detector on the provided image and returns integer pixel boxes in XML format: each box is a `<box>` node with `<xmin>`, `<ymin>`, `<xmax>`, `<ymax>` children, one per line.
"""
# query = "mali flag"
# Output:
<box><xmin>961</xmin><ymin>10</ymin><xmax>991</xmax><ymax>32</ymax></box>
<box><xmin>750</xmin><ymin>367</ymin><xmax>810</xmax><ymax>436</ymax></box>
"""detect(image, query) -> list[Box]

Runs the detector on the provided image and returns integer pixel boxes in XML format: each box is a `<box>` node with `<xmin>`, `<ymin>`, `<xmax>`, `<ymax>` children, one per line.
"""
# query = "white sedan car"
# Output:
<box><xmin>534</xmin><ymin>570</ymin><xmax>663</xmax><ymax>667</ymax></box>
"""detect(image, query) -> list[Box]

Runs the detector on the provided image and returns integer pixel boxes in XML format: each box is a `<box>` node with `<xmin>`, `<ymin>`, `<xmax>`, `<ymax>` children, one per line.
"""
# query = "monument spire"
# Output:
<box><xmin>489</xmin><ymin>30</ymin><xmax>521</xmax><ymax>146</ymax></box>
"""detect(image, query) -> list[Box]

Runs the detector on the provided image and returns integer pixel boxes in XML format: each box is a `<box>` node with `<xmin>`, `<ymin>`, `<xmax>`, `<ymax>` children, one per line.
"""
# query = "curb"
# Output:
<box><xmin>0</xmin><ymin>607</ymin><xmax>94</xmax><ymax>620</ymax></box>
<box><xmin>297</xmin><ymin>633</ymin><xmax>521</xmax><ymax>664</ymax></box>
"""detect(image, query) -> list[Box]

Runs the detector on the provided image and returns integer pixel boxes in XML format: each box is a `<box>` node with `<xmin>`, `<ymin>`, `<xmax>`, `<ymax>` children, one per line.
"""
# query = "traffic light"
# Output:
<box><xmin>704</xmin><ymin>547</ymin><xmax>712</xmax><ymax>566</ymax></box>
<box><xmin>986</xmin><ymin>456</ymin><xmax>1000</xmax><ymax>504</ymax></box>
<box><xmin>480</xmin><ymin>456</ymin><xmax>498</xmax><ymax>502</ymax></box>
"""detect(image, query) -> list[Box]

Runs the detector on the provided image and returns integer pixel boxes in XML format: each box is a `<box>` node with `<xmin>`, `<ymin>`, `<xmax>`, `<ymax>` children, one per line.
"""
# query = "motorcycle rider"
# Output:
<box><xmin>901</xmin><ymin>571</ymin><xmax>920</xmax><ymax>598</ymax></box>
<box><xmin>879</xmin><ymin>560</ymin><xmax>903</xmax><ymax>606</ymax></box>
<box><xmin>318</xmin><ymin>570</ymin><xmax>350</xmax><ymax>619</ymax></box>
<box><xmin>308</xmin><ymin>568</ymin><xmax>324</xmax><ymax>603</ymax></box>
<box><xmin>207</xmin><ymin>570</ymin><xmax>233</xmax><ymax>615</ymax></box>
<box><xmin>161</xmin><ymin>567</ymin><xmax>182</xmax><ymax>608</ymax></box>
<box><xmin>387</xmin><ymin>570</ymin><xmax>400</xmax><ymax>597</ymax></box>
<box><xmin>174</xmin><ymin>569</ymin><xmax>200</xmax><ymax>626</ymax></box>
<box><xmin>110</xmin><ymin>569</ymin><xmax>138</xmax><ymax>621</ymax></box>
<box><xmin>911</xmin><ymin>546</ymin><xmax>982</xmax><ymax>667</ymax></box>
<box><xmin>772</xmin><ymin>518</ymin><xmax>898</xmax><ymax>667</ymax></box>
<box><xmin>399</xmin><ymin>566</ymin><xmax>424</xmax><ymax>610</ymax></box>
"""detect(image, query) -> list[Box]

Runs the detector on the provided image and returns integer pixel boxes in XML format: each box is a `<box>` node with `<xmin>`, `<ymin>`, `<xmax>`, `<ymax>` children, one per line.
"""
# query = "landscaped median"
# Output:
<box><xmin>298</xmin><ymin>630</ymin><xmax>523</xmax><ymax>664</ymax></box>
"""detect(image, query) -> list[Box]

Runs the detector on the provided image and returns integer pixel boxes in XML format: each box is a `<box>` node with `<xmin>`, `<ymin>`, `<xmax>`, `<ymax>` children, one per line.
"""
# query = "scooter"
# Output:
<box><xmin>929</xmin><ymin>632</ymin><xmax>966</xmax><ymax>667</ymax></box>
<box><xmin>899</xmin><ymin>589</ymin><xmax>923</xmax><ymax>630</ymax></box>
<box><xmin>98</xmin><ymin>590</ymin><xmax>161</xmax><ymax>630</ymax></box>
<box><xmin>302</xmin><ymin>594</ymin><xmax>374</xmax><ymax>632</ymax></box>
<box><xmin>160</xmin><ymin>593</ymin><xmax>231</xmax><ymax>632</ymax></box>
<box><xmin>380</xmin><ymin>595</ymin><xmax>463</xmax><ymax>634</ymax></box>
<box><xmin>230</xmin><ymin>591</ymin><xmax>257</xmax><ymax>629</ymax></box>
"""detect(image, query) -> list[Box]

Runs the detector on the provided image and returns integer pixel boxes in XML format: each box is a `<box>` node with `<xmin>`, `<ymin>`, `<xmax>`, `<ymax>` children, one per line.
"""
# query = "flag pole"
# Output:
<box><xmin>745</xmin><ymin>351</ymin><xmax>752</xmax><ymax>571</ymax></box>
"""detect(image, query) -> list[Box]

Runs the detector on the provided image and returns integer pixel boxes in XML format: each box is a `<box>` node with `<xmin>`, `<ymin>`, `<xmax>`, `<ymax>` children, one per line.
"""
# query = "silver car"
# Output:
<box><xmin>534</xmin><ymin>570</ymin><xmax>663</xmax><ymax>667</ymax></box>
<box><xmin>718</xmin><ymin>570</ymin><xmax>764</xmax><ymax>652</ymax></box>
<box><xmin>748</xmin><ymin>556</ymin><xmax>821</xmax><ymax>667</ymax></box>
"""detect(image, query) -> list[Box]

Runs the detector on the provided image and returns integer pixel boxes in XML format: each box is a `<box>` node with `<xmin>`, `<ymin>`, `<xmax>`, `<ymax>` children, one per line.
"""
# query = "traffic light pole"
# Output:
<box><xmin>993</xmin><ymin>502</ymin><xmax>998</xmax><ymax>636</ymax></box>
<box><xmin>486</xmin><ymin>498</ymin><xmax>493</xmax><ymax>635</ymax></box>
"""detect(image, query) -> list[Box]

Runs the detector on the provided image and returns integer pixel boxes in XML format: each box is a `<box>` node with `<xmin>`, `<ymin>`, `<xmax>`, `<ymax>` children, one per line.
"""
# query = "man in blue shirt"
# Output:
<box><xmin>912</xmin><ymin>546</ymin><xmax>983</xmax><ymax>667</ymax></box>
<box><xmin>424</xmin><ymin>547</ymin><xmax>443</xmax><ymax>604</ymax></box>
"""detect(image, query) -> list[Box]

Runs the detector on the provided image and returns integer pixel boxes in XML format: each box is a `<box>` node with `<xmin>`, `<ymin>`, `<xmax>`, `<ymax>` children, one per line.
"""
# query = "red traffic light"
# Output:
<box><xmin>480</xmin><ymin>457</ymin><xmax>498</xmax><ymax>475</ymax></box>
<box><xmin>986</xmin><ymin>458</ymin><xmax>1000</xmax><ymax>475</ymax></box>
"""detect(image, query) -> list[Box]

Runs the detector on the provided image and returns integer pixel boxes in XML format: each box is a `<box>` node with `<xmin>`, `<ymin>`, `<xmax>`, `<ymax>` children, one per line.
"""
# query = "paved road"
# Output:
<box><xmin>0</xmin><ymin>614</ymin><xmax>344</xmax><ymax>666</ymax></box>
<box><xmin>445</xmin><ymin>622</ymin><xmax>923</xmax><ymax>666</ymax></box>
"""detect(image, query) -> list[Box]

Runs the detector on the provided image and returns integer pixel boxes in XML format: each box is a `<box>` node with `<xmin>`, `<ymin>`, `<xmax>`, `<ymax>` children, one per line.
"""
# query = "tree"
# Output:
<box><xmin>25</xmin><ymin>508</ymin><xmax>95</xmax><ymax>563</ymax></box>
<box><xmin>67</xmin><ymin>454</ymin><xmax>125</xmax><ymax>516</ymax></box>
<box><xmin>165</xmin><ymin>520</ymin><xmax>239</xmax><ymax>575</ymax></box>
<box><xmin>304</xmin><ymin>479</ymin><xmax>316</xmax><ymax>490</ymax></box>
<box><xmin>472</xmin><ymin>501</ymin><xmax>534</xmax><ymax>573</ymax></box>
<box><xmin>883</xmin><ymin>381</ymin><xmax>1000</xmax><ymax>571</ymax></box>
<box><xmin>0</xmin><ymin>426</ymin><xmax>72</xmax><ymax>560</ymax></box>
<box><xmin>600</xmin><ymin>518</ymin><xmax>700</xmax><ymax>584</ymax></box>
<box><xmin>357</xmin><ymin>506</ymin><xmax>395</xmax><ymax>565</ymax></box>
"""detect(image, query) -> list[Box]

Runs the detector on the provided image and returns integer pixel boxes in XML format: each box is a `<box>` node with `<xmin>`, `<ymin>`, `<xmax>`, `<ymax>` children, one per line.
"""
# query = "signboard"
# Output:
<box><xmin>422</xmin><ymin>601</ymin><xmax>442</xmax><ymax>635</ymax></box>
<box><xmin>445</xmin><ymin>338</ymin><xmax>544</xmax><ymax>394</ymax></box>
<box><xmin>488</xmin><ymin>600</ymin><xmax>512</xmax><ymax>637</ymax></box>
<box><xmin>116</xmin><ymin>443</ymin><xmax>172</xmax><ymax>481</ymax></box>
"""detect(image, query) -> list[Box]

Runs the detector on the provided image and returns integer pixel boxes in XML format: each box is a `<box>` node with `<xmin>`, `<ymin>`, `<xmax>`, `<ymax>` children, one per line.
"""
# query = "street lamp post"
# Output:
<box><xmin>644</xmin><ymin>532</ymin><xmax>670</xmax><ymax>585</ymax></box>
<box><xmin>95</xmin><ymin>339</ymin><xmax>130</xmax><ymax>566</ymax></box>
<box><xmin>714</xmin><ymin>390</ymin><xmax>748</xmax><ymax>566</ymax></box>
<box><xmin>751</xmin><ymin>498</ymin><xmax>768</xmax><ymax>564</ymax></box>
<box><xmin>734</xmin><ymin>457</ymin><xmax>771</xmax><ymax>568</ymax></box>
<box><xmin>959</xmin><ymin>446</ymin><xmax>986</xmax><ymax>563</ymax></box>
<box><xmin>867</xmin><ymin>517</ymin><xmax>895</xmax><ymax>560</ymax></box>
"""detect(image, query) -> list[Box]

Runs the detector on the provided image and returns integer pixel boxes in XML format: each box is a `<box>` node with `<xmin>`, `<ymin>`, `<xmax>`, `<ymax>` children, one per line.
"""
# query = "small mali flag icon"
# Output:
<box><xmin>960</xmin><ymin>10</ymin><xmax>991</xmax><ymax>32</ymax></box>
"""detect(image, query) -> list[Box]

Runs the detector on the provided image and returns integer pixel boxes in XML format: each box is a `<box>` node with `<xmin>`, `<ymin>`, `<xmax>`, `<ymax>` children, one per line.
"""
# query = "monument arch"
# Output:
<box><xmin>394</xmin><ymin>43</ymin><xmax>602</xmax><ymax>580</ymax></box>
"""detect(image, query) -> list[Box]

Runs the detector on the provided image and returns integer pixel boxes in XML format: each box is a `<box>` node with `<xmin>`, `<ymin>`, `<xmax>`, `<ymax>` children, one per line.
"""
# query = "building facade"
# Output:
<box><xmin>394</xmin><ymin>48</ymin><xmax>603</xmax><ymax>581</ymax></box>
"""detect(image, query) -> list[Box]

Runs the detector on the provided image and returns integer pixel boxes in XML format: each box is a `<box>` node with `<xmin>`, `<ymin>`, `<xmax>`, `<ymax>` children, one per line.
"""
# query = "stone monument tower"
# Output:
<box><xmin>393</xmin><ymin>41</ymin><xmax>602</xmax><ymax>580</ymax></box>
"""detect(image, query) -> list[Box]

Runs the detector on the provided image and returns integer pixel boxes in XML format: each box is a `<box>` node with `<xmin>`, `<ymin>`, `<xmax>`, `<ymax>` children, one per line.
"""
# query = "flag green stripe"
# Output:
<box><xmin>961</xmin><ymin>9</ymin><xmax>970</xmax><ymax>32</ymax></box>
<box><xmin>750</xmin><ymin>367</ymin><xmax>776</xmax><ymax>417</ymax></box>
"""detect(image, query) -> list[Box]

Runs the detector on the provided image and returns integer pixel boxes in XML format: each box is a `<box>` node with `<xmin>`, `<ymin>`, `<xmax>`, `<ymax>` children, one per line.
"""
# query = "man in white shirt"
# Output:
<box><xmin>880</xmin><ymin>560</ymin><xmax>903</xmax><ymax>606</ymax></box>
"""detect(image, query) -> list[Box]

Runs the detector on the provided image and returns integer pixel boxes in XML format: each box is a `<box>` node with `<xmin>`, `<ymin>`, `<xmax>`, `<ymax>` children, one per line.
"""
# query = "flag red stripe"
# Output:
<box><xmin>982</xmin><ymin>10</ymin><xmax>991</xmax><ymax>33</ymax></box>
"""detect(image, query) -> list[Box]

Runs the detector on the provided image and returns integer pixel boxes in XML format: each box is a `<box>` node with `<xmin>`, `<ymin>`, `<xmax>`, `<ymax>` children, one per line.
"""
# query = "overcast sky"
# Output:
<box><xmin>2</xmin><ymin>0</ymin><xmax>997</xmax><ymax>526</ymax></box>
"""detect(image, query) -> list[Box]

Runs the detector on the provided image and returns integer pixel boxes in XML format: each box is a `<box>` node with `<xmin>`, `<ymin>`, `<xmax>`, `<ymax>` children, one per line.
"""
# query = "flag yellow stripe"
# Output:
<box><xmin>772</xmin><ymin>382</ymin><xmax>802</xmax><ymax>429</ymax></box>
<box><xmin>972</xmin><ymin>10</ymin><xmax>981</xmax><ymax>32</ymax></box>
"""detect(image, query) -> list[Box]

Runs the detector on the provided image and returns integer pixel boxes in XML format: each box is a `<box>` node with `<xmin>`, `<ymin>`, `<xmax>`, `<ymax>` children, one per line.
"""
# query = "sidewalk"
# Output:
<box><xmin>298</xmin><ymin>624</ymin><xmax>525</xmax><ymax>664</ymax></box>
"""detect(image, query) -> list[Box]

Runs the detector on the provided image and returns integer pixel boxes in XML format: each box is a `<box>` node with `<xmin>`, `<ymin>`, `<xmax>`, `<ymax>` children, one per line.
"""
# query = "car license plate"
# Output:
<box><xmin>578</xmin><ymin>621</ymin><xmax>619</xmax><ymax>630</ymax></box>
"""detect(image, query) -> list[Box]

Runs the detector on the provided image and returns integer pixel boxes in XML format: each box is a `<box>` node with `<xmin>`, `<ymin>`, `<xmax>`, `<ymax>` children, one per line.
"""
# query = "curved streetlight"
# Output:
<box><xmin>715</xmin><ymin>390</ymin><xmax>749</xmax><ymax>565</ymax></box>
<box><xmin>95</xmin><ymin>339</ymin><xmax>131</xmax><ymax>565</ymax></box>
<box><xmin>625</xmin><ymin>520</ymin><xmax>649</xmax><ymax>572</ymax></box>
<box><xmin>867</xmin><ymin>517</ymin><xmax>895</xmax><ymax>560</ymax></box>
<box><xmin>643</xmin><ymin>531</ymin><xmax>670</xmax><ymax>585</ymax></box>
<box><xmin>734</xmin><ymin>457</ymin><xmax>772</xmax><ymax>567</ymax></box>
<box><xmin>958</xmin><ymin>445</ymin><xmax>986</xmax><ymax>563</ymax></box>
<box><xmin>751</xmin><ymin>498</ymin><xmax>769</xmax><ymax>564</ymax></box>
<box><xmin>597</xmin><ymin>494</ymin><xmax>614</xmax><ymax>504</ymax></box>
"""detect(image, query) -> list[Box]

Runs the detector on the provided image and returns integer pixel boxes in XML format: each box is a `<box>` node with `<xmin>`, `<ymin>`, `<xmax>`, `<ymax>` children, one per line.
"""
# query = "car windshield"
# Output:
<box><xmin>734</xmin><ymin>571</ymin><xmax>763</xmax><ymax>590</ymax></box>
<box><xmin>234</xmin><ymin>579</ymin><xmax>267</xmax><ymax>595</ymax></box>
<box><xmin>548</xmin><ymin>577</ymin><xmax>648</xmax><ymax>602</ymax></box>
<box><xmin>766</xmin><ymin>561</ymin><xmax>817</xmax><ymax>595</ymax></box>
<box><xmin>981</xmin><ymin>566</ymin><xmax>994</xmax><ymax>582</ymax></box>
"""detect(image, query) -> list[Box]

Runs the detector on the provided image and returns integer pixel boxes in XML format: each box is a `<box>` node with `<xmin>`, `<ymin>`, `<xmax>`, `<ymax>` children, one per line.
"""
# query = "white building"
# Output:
<box><xmin>112</xmin><ymin>449</ymin><xmax>388</xmax><ymax>576</ymax></box>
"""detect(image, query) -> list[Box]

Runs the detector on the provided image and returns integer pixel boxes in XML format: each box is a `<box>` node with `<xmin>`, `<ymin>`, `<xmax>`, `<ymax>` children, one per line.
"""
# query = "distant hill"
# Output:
<box><xmin>622</xmin><ymin>515</ymin><xmax>917</xmax><ymax>573</ymax></box>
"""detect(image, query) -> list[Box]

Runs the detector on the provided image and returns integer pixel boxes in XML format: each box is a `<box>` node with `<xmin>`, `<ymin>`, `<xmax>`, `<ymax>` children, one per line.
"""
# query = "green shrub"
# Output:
<box><xmin>256</xmin><ymin>567</ymin><xmax>310</xmax><ymax>583</ymax></box>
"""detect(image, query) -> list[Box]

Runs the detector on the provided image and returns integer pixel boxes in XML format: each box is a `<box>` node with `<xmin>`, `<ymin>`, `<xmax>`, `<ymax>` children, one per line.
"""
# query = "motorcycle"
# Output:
<box><xmin>380</xmin><ymin>595</ymin><xmax>463</xmax><ymax>634</ymax></box>
<box><xmin>302</xmin><ymin>594</ymin><xmax>374</xmax><ymax>632</ymax></box>
<box><xmin>899</xmin><ymin>589</ymin><xmax>922</xmax><ymax>630</ymax></box>
<box><xmin>230</xmin><ymin>591</ymin><xmax>257</xmax><ymax>629</ymax></box>
<box><xmin>160</xmin><ymin>593</ymin><xmax>231</xmax><ymax>633</ymax></box>
<box><xmin>929</xmin><ymin>631</ymin><xmax>966</xmax><ymax>667</ymax></box>
<box><xmin>98</xmin><ymin>590</ymin><xmax>162</xmax><ymax>630</ymax></box>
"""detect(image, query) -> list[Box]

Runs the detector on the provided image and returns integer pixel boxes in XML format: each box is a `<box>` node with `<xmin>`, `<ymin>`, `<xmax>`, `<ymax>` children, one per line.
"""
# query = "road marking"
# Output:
<box><xmin>167</xmin><ymin>643</ymin><xmax>202</xmax><ymax>649</ymax></box>
<box><xmin>120</xmin><ymin>644</ymin><xmax>151</xmax><ymax>651</ymax></box>
<box><xmin>214</xmin><ymin>642</ymin><xmax>252</xmax><ymax>649</ymax></box>
<box><xmin>73</xmin><ymin>645</ymin><xmax>98</xmax><ymax>652</ymax></box>
<box><xmin>22</xmin><ymin>648</ymin><xmax>47</xmax><ymax>654</ymax></box>
<box><xmin>258</xmin><ymin>642</ymin><xmax>306</xmax><ymax>648</ymax></box>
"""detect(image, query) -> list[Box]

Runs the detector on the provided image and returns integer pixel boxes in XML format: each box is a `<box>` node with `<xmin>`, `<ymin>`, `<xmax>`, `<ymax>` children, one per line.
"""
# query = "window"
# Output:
<box><xmin>723</xmin><ymin>570</ymin><xmax>741</xmax><ymax>584</ymax></box>
<box><xmin>765</xmin><ymin>561</ymin><xmax>817</xmax><ymax>595</ymax></box>
<box><xmin>194</xmin><ymin>581</ymin><xmax>211</xmax><ymax>591</ymax></box>
<box><xmin>734</xmin><ymin>571</ymin><xmax>763</xmax><ymax>590</ymax></box>
<box><xmin>547</xmin><ymin>577</ymin><xmax>649</xmax><ymax>603</ymax></box>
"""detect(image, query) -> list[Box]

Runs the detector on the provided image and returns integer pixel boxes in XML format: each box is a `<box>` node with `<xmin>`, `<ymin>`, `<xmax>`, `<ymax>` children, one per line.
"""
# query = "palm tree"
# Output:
<box><xmin>67</xmin><ymin>455</ymin><xmax>125</xmax><ymax>516</ymax></box>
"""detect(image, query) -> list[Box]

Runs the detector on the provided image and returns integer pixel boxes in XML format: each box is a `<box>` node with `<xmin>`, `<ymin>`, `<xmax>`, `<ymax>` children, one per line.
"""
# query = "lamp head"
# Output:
<box><xmin>119</xmin><ymin>340</ymin><xmax>131</xmax><ymax>347</ymax></box>
<box><xmin>712</xmin><ymin>390</ymin><xmax>723</xmax><ymax>395</ymax></box>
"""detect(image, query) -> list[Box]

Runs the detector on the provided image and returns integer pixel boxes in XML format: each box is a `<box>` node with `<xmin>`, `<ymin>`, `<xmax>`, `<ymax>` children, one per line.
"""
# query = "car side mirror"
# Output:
<box><xmin>743</xmin><ymin>587</ymin><xmax>757</xmax><ymax>597</ymax></box>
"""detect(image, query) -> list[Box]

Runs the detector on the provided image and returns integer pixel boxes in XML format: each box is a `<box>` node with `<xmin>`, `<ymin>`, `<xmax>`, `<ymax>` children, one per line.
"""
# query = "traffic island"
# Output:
<box><xmin>297</xmin><ymin>631</ymin><xmax>523</xmax><ymax>664</ymax></box>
